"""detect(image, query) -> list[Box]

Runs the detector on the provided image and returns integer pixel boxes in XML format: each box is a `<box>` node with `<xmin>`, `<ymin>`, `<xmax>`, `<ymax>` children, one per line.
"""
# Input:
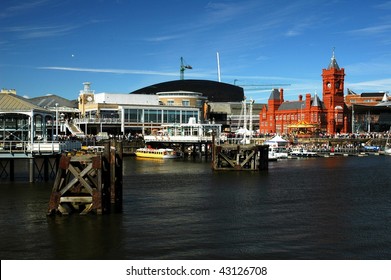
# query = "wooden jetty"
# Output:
<box><xmin>212</xmin><ymin>143</ymin><xmax>269</xmax><ymax>171</ymax></box>
<box><xmin>47</xmin><ymin>140</ymin><xmax>123</xmax><ymax>215</ymax></box>
<box><xmin>0</xmin><ymin>153</ymin><xmax>60</xmax><ymax>182</ymax></box>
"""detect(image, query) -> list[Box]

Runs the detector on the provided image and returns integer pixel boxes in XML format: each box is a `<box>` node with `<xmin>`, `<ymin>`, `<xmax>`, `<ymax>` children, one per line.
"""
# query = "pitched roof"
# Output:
<box><xmin>278</xmin><ymin>101</ymin><xmax>304</xmax><ymax>110</ymax></box>
<box><xmin>28</xmin><ymin>94</ymin><xmax>78</xmax><ymax>109</ymax></box>
<box><xmin>0</xmin><ymin>93</ymin><xmax>49</xmax><ymax>112</ymax></box>
<box><xmin>277</xmin><ymin>95</ymin><xmax>325</xmax><ymax>111</ymax></box>
<box><xmin>268</xmin><ymin>88</ymin><xmax>280</xmax><ymax>100</ymax></box>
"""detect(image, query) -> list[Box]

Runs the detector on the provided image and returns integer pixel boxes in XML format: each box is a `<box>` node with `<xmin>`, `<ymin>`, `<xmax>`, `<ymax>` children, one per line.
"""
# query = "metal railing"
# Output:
<box><xmin>0</xmin><ymin>140</ymin><xmax>61</xmax><ymax>154</ymax></box>
<box><xmin>73</xmin><ymin>118</ymin><xmax>121</xmax><ymax>124</ymax></box>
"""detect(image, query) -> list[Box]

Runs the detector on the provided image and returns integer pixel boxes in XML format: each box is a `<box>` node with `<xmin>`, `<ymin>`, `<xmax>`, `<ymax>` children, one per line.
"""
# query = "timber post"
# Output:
<box><xmin>211</xmin><ymin>142</ymin><xmax>269</xmax><ymax>171</ymax></box>
<box><xmin>258</xmin><ymin>145</ymin><xmax>269</xmax><ymax>171</ymax></box>
<box><xmin>47</xmin><ymin>141</ymin><xmax>123</xmax><ymax>215</ymax></box>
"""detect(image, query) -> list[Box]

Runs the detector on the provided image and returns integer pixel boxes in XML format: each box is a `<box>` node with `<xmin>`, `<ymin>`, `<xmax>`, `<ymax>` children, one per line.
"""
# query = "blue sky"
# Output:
<box><xmin>2</xmin><ymin>0</ymin><xmax>391</xmax><ymax>102</ymax></box>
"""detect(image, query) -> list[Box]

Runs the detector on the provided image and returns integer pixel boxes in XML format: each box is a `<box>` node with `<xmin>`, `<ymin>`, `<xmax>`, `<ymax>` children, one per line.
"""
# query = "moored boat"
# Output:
<box><xmin>289</xmin><ymin>147</ymin><xmax>318</xmax><ymax>157</ymax></box>
<box><xmin>268</xmin><ymin>146</ymin><xmax>289</xmax><ymax>161</ymax></box>
<box><xmin>135</xmin><ymin>147</ymin><xmax>178</xmax><ymax>159</ymax></box>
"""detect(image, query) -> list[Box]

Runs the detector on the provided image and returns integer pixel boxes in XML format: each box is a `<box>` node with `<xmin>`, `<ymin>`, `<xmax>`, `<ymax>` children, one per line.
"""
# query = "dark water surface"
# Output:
<box><xmin>1</xmin><ymin>156</ymin><xmax>390</xmax><ymax>259</ymax></box>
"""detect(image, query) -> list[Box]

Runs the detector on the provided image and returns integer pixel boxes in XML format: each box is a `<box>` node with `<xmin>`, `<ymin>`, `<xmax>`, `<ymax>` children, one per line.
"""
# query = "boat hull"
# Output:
<box><xmin>135</xmin><ymin>148</ymin><xmax>178</xmax><ymax>159</ymax></box>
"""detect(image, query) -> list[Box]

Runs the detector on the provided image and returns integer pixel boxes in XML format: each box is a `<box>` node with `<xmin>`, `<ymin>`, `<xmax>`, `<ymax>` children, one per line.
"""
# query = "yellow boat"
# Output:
<box><xmin>135</xmin><ymin>147</ymin><xmax>178</xmax><ymax>159</ymax></box>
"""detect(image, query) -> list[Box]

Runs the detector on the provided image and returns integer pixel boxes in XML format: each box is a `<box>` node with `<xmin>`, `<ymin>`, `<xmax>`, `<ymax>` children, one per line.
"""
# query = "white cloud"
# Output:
<box><xmin>37</xmin><ymin>66</ymin><xmax>209</xmax><ymax>78</ymax></box>
<box><xmin>347</xmin><ymin>78</ymin><xmax>391</xmax><ymax>92</ymax></box>
<box><xmin>347</xmin><ymin>24</ymin><xmax>391</xmax><ymax>36</ymax></box>
<box><xmin>0</xmin><ymin>0</ymin><xmax>50</xmax><ymax>19</ymax></box>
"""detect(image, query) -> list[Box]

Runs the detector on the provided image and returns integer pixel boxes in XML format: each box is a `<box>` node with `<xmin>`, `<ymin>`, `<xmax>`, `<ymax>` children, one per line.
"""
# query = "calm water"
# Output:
<box><xmin>0</xmin><ymin>155</ymin><xmax>390</xmax><ymax>260</ymax></box>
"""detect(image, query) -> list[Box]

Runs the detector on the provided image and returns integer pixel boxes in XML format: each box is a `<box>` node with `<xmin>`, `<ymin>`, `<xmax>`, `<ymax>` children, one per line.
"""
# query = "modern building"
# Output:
<box><xmin>130</xmin><ymin>79</ymin><xmax>244</xmax><ymax>102</ymax></box>
<box><xmin>341</xmin><ymin>90</ymin><xmax>391</xmax><ymax>132</ymax></box>
<box><xmin>345</xmin><ymin>90</ymin><xmax>389</xmax><ymax>107</ymax></box>
<box><xmin>76</xmin><ymin>82</ymin><xmax>204</xmax><ymax>136</ymax></box>
<box><xmin>206</xmin><ymin>100</ymin><xmax>265</xmax><ymax>133</ymax></box>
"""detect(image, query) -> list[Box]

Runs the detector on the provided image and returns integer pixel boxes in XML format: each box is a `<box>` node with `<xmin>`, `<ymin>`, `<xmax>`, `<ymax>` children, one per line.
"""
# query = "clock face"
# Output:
<box><xmin>327</xmin><ymin>82</ymin><xmax>331</xmax><ymax>89</ymax></box>
<box><xmin>86</xmin><ymin>96</ymin><xmax>92</xmax><ymax>102</ymax></box>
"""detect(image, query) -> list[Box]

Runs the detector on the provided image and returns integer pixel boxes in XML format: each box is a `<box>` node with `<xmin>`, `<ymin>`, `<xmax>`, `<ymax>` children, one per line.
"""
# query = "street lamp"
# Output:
<box><xmin>55</xmin><ymin>103</ymin><xmax>59</xmax><ymax>140</ymax></box>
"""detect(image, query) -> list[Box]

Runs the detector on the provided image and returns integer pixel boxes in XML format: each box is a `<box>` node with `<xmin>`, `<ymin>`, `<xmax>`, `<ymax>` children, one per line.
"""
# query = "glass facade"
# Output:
<box><xmin>123</xmin><ymin>107</ymin><xmax>199</xmax><ymax>125</ymax></box>
<box><xmin>0</xmin><ymin>112</ymin><xmax>54</xmax><ymax>143</ymax></box>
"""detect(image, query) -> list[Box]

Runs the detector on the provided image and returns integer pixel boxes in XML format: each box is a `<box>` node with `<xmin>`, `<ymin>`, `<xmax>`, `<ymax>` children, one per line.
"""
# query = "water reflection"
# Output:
<box><xmin>0</xmin><ymin>156</ymin><xmax>390</xmax><ymax>259</ymax></box>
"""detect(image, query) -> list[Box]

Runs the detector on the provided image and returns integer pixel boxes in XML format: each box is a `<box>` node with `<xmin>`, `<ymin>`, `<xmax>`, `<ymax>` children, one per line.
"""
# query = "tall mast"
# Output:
<box><xmin>216</xmin><ymin>52</ymin><xmax>221</xmax><ymax>82</ymax></box>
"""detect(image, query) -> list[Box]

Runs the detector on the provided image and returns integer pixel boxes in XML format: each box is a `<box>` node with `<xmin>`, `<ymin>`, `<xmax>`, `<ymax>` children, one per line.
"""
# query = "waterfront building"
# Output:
<box><xmin>345</xmin><ymin>90</ymin><xmax>389</xmax><ymax>107</ymax></box>
<box><xmin>259</xmin><ymin>51</ymin><xmax>349</xmax><ymax>135</ymax></box>
<box><xmin>131</xmin><ymin>79</ymin><xmax>244</xmax><ymax>102</ymax></box>
<box><xmin>0</xmin><ymin>90</ymin><xmax>54</xmax><ymax>150</ymax></box>
<box><xmin>76</xmin><ymin>82</ymin><xmax>203</xmax><ymax>136</ymax></box>
<box><xmin>344</xmin><ymin>90</ymin><xmax>391</xmax><ymax>132</ymax></box>
<box><xmin>130</xmin><ymin>79</ymin><xmax>246</xmax><ymax>129</ymax></box>
<box><xmin>206</xmin><ymin>101</ymin><xmax>264</xmax><ymax>133</ymax></box>
<box><xmin>28</xmin><ymin>94</ymin><xmax>80</xmax><ymax>138</ymax></box>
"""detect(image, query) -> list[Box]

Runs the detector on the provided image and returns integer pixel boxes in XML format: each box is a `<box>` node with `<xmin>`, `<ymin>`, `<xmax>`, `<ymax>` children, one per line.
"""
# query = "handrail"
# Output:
<box><xmin>73</xmin><ymin>118</ymin><xmax>121</xmax><ymax>124</ymax></box>
<box><xmin>0</xmin><ymin>140</ymin><xmax>61</xmax><ymax>154</ymax></box>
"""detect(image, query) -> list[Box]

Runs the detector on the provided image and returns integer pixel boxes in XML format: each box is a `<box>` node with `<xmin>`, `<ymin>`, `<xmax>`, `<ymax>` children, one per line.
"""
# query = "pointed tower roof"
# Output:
<box><xmin>312</xmin><ymin>92</ymin><xmax>321</xmax><ymax>107</ymax></box>
<box><xmin>268</xmin><ymin>88</ymin><xmax>280</xmax><ymax>100</ymax></box>
<box><xmin>327</xmin><ymin>48</ymin><xmax>340</xmax><ymax>70</ymax></box>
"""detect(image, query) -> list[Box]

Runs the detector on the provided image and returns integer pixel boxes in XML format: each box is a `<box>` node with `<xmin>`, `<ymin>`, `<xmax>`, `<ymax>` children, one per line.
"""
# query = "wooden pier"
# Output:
<box><xmin>0</xmin><ymin>154</ymin><xmax>60</xmax><ymax>182</ymax></box>
<box><xmin>212</xmin><ymin>143</ymin><xmax>269</xmax><ymax>171</ymax></box>
<box><xmin>47</xmin><ymin>140</ymin><xmax>123</xmax><ymax>215</ymax></box>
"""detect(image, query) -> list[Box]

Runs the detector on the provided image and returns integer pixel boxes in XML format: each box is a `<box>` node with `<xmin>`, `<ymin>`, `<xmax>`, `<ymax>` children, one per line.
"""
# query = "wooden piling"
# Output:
<box><xmin>29</xmin><ymin>158</ymin><xmax>34</xmax><ymax>183</ymax></box>
<box><xmin>47</xmin><ymin>141</ymin><xmax>123</xmax><ymax>215</ymax></box>
<box><xmin>212</xmin><ymin>143</ymin><xmax>269</xmax><ymax>171</ymax></box>
<box><xmin>10</xmin><ymin>159</ymin><xmax>14</xmax><ymax>181</ymax></box>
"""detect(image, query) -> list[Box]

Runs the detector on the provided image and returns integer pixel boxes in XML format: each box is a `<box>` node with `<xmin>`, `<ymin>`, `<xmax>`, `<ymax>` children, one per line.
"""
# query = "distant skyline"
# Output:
<box><xmin>2</xmin><ymin>0</ymin><xmax>391</xmax><ymax>102</ymax></box>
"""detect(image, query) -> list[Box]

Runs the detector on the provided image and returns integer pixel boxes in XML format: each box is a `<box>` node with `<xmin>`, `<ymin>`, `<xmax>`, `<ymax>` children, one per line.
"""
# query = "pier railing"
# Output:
<box><xmin>143</xmin><ymin>135</ymin><xmax>214</xmax><ymax>143</ymax></box>
<box><xmin>73</xmin><ymin>117</ymin><xmax>121</xmax><ymax>124</ymax></box>
<box><xmin>0</xmin><ymin>140</ymin><xmax>62</xmax><ymax>155</ymax></box>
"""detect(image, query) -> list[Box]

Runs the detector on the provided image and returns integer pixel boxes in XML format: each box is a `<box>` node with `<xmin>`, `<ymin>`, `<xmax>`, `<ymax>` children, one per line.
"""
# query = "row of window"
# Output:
<box><xmin>123</xmin><ymin>108</ymin><xmax>199</xmax><ymax>124</ymax></box>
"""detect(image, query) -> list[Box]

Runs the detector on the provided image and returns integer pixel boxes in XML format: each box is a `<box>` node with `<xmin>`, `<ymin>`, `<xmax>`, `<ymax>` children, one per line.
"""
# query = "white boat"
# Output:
<box><xmin>264</xmin><ymin>135</ymin><xmax>289</xmax><ymax>160</ymax></box>
<box><xmin>268</xmin><ymin>146</ymin><xmax>289</xmax><ymax>160</ymax></box>
<box><xmin>135</xmin><ymin>147</ymin><xmax>178</xmax><ymax>159</ymax></box>
<box><xmin>289</xmin><ymin>147</ymin><xmax>318</xmax><ymax>157</ymax></box>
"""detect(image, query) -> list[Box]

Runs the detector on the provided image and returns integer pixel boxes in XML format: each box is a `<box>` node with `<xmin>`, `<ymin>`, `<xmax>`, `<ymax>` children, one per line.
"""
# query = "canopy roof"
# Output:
<box><xmin>264</xmin><ymin>135</ymin><xmax>288</xmax><ymax>143</ymax></box>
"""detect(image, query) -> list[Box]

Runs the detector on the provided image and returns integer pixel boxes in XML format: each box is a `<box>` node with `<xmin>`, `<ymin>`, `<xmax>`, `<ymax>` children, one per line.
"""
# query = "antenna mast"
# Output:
<box><xmin>216</xmin><ymin>52</ymin><xmax>221</xmax><ymax>82</ymax></box>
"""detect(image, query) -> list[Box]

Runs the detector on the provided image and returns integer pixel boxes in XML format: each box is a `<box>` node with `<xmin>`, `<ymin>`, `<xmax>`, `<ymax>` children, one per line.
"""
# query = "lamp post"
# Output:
<box><xmin>55</xmin><ymin>103</ymin><xmax>59</xmax><ymax>140</ymax></box>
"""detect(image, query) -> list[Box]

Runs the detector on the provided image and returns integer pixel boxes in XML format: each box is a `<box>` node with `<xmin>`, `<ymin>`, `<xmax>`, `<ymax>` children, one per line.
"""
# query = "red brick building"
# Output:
<box><xmin>259</xmin><ymin>51</ymin><xmax>349</xmax><ymax>135</ymax></box>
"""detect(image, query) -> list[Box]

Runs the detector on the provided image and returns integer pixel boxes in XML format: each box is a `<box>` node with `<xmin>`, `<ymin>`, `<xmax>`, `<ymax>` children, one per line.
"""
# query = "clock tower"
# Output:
<box><xmin>78</xmin><ymin>82</ymin><xmax>95</xmax><ymax>117</ymax></box>
<box><xmin>321</xmin><ymin>49</ymin><xmax>345</xmax><ymax>134</ymax></box>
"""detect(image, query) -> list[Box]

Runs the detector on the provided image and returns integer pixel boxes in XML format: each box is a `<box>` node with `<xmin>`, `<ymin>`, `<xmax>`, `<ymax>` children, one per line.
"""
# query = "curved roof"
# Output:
<box><xmin>130</xmin><ymin>79</ymin><xmax>244</xmax><ymax>102</ymax></box>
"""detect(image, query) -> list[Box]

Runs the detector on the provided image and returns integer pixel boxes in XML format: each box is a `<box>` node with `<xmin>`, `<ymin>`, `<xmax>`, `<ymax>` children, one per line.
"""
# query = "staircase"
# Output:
<box><xmin>65</xmin><ymin>121</ymin><xmax>85</xmax><ymax>138</ymax></box>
